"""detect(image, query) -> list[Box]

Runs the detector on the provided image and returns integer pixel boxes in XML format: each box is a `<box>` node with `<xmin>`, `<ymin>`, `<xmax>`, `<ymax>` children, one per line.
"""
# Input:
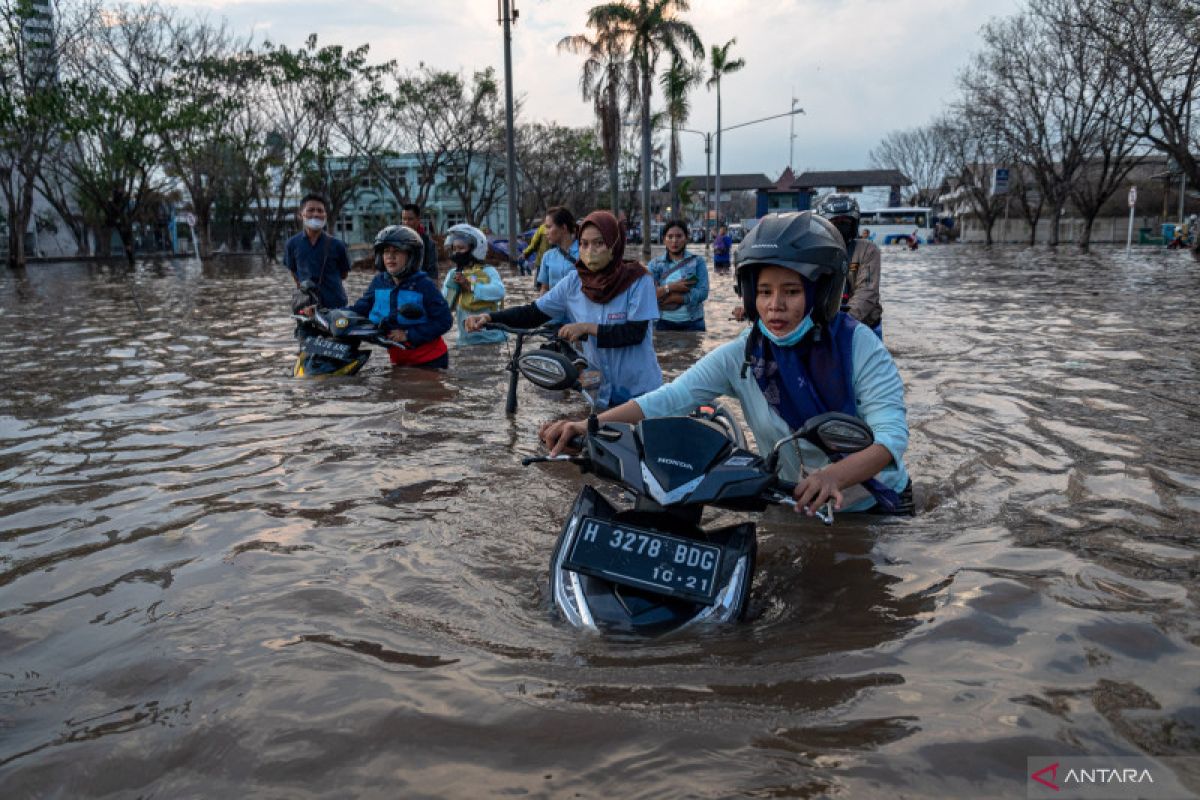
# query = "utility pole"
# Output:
<box><xmin>499</xmin><ymin>0</ymin><xmax>520</xmax><ymax>267</ymax></box>
<box><xmin>789</xmin><ymin>93</ymin><xmax>799</xmax><ymax>171</ymax></box>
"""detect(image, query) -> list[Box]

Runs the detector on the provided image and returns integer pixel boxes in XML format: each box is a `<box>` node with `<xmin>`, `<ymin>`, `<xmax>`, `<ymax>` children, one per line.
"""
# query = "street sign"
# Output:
<box><xmin>183</xmin><ymin>212</ymin><xmax>196</xmax><ymax>226</ymax></box>
<box><xmin>1127</xmin><ymin>187</ymin><xmax>1137</xmax><ymax>207</ymax></box>
<box><xmin>991</xmin><ymin>167</ymin><xmax>1010</xmax><ymax>196</ymax></box>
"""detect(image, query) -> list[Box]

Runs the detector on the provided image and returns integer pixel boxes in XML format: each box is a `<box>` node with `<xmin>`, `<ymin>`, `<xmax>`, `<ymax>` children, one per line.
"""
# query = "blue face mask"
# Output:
<box><xmin>756</xmin><ymin>315</ymin><xmax>813</xmax><ymax>347</ymax></box>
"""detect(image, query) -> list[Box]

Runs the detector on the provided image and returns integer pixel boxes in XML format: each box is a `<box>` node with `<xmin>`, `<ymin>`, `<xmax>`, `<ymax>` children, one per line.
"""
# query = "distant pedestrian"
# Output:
<box><xmin>284</xmin><ymin>193</ymin><xmax>351</xmax><ymax>310</ymax></box>
<box><xmin>817</xmin><ymin>194</ymin><xmax>883</xmax><ymax>337</ymax></box>
<box><xmin>522</xmin><ymin>218</ymin><xmax>552</xmax><ymax>278</ymax></box>
<box><xmin>401</xmin><ymin>203</ymin><xmax>439</xmax><ymax>283</ymax></box>
<box><xmin>535</xmin><ymin>207</ymin><xmax>579</xmax><ymax>296</ymax></box>
<box><xmin>647</xmin><ymin>219</ymin><xmax>709</xmax><ymax>331</ymax></box>
<box><xmin>712</xmin><ymin>225</ymin><xmax>733</xmax><ymax>272</ymax></box>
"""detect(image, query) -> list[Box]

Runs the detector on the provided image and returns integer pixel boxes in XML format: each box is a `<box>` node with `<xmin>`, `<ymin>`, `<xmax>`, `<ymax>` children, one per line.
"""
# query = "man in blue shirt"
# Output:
<box><xmin>284</xmin><ymin>193</ymin><xmax>351</xmax><ymax>309</ymax></box>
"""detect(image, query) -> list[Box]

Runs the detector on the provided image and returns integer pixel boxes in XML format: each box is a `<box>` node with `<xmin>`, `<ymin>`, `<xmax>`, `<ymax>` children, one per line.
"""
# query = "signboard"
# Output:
<box><xmin>1127</xmin><ymin>187</ymin><xmax>1137</xmax><ymax>207</ymax></box>
<box><xmin>991</xmin><ymin>167</ymin><xmax>1010</xmax><ymax>196</ymax></box>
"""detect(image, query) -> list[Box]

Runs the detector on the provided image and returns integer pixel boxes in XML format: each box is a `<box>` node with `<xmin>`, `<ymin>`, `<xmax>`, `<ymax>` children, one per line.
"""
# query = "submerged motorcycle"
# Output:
<box><xmin>508</xmin><ymin>333</ymin><xmax>880</xmax><ymax>635</ymax></box>
<box><xmin>291</xmin><ymin>280</ymin><xmax>405</xmax><ymax>378</ymax></box>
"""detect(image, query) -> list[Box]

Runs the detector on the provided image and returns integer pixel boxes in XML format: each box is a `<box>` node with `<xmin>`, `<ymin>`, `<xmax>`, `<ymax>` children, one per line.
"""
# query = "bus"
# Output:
<box><xmin>859</xmin><ymin>207</ymin><xmax>936</xmax><ymax>245</ymax></box>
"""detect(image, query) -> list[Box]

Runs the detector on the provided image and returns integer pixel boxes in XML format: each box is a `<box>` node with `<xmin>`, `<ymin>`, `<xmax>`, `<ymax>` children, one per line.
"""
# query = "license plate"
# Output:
<box><xmin>563</xmin><ymin>517</ymin><xmax>722</xmax><ymax>604</ymax></box>
<box><xmin>302</xmin><ymin>337</ymin><xmax>353</xmax><ymax>360</ymax></box>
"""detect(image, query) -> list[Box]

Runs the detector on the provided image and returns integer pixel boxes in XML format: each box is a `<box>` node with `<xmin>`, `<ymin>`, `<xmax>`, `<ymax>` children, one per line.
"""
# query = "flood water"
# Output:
<box><xmin>1</xmin><ymin>246</ymin><xmax>1198</xmax><ymax>798</ymax></box>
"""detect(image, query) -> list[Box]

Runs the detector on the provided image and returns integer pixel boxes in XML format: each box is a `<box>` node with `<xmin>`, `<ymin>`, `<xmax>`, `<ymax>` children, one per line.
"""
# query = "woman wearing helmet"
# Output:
<box><xmin>463</xmin><ymin>210</ymin><xmax>663</xmax><ymax>410</ymax></box>
<box><xmin>344</xmin><ymin>225</ymin><xmax>453</xmax><ymax>368</ymax></box>
<box><xmin>541</xmin><ymin>211</ymin><xmax>911</xmax><ymax>516</ymax></box>
<box><xmin>441</xmin><ymin>223</ymin><xmax>508</xmax><ymax>346</ymax></box>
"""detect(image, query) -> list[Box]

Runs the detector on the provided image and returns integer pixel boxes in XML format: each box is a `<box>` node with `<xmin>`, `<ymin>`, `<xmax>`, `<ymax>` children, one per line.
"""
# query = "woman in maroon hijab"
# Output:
<box><xmin>464</xmin><ymin>210</ymin><xmax>663</xmax><ymax>409</ymax></box>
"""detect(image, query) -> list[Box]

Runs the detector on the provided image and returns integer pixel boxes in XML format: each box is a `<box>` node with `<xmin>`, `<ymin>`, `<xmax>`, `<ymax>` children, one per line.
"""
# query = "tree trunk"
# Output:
<box><xmin>196</xmin><ymin>203</ymin><xmax>213</xmax><ymax>259</ymax></box>
<box><xmin>606</xmin><ymin>79</ymin><xmax>620</xmax><ymax>216</ymax></box>
<box><xmin>1047</xmin><ymin>200</ymin><xmax>1064</xmax><ymax>247</ymax></box>
<box><xmin>6</xmin><ymin>220</ymin><xmax>26</xmax><ymax>269</ymax></box>
<box><xmin>714</xmin><ymin>78</ymin><xmax>722</xmax><ymax>227</ymax></box>
<box><xmin>1079</xmin><ymin>214</ymin><xmax>1096</xmax><ymax>252</ymax></box>
<box><xmin>640</xmin><ymin>67</ymin><xmax>652</xmax><ymax>259</ymax></box>
<box><xmin>983</xmin><ymin>218</ymin><xmax>994</xmax><ymax>245</ymax></box>
<box><xmin>119</xmin><ymin>221</ymin><xmax>136</xmax><ymax>266</ymax></box>
<box><xmin>668</xmin><ymin>123</ymin><xmax>677</xmax><ymax>220</ymax></box>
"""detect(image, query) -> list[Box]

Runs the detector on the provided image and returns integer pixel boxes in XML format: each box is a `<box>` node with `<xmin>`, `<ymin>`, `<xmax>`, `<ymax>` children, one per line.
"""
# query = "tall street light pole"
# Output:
<box><xmin>713</xmin><ymin>106</ymin><xmax>804</xmax><ymax>229</ymax></box>
<box><xmin>678</xmin><ymin>127</ymin><xmax>711</xmax><ymax>253</ymax></box>
<box><xmin>499</xmin><ymin>0</ymin><xmax>519</xmax><ymax>267</ymax></box>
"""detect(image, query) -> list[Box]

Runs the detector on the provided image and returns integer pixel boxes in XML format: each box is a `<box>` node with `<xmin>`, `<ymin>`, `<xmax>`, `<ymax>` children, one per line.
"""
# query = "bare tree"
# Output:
<box><xmin>960</xmin><ymin>12</ymin><xmax>1103</xmax><ymax>246</ymax></box>
<box><xmin>157</xmin><ymin>17</ymin><xmax>254</xmax><ymax>258</ymax></box>
<box><xmin>869</xmin><ymin>125</ymin><xmax>947</xmax><ymax>206</ymax></box>
<box><xmin>516</xmin><ymin>122</ymin><xmax>606</xmax><ymax>223</ymax></box>
<box><xmin>0</xmin><ymin>0</ymin><xmax>98</xmax><ymax>266</ymax></box>
<box><xmin>59</xmin><ymin>2</ymin><xmax>182</xmax><ymax>264</ymax></box>
<box><xmin>935</xmin><ymin>111</ymin><xmax>1006</xmax><ymax>245</ymax></box>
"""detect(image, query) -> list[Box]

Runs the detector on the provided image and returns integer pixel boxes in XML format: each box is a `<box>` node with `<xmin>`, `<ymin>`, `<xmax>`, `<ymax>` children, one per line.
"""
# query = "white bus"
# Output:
<box><xmin>859</xmin><ymin>207</ymin><xmax>936</xmax><ymax>245</ymax></box>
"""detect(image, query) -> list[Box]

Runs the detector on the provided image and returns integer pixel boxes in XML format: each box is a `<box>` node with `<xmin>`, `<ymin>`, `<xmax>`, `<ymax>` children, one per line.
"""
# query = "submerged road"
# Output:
<box><xmin>1</xmin><ymin>245</ymin><xmax>1198</xmax><ymax>797</ymax></box>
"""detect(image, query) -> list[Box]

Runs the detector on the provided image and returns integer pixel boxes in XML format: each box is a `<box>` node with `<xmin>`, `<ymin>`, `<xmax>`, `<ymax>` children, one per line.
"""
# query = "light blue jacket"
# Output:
<box><xmin>634</xmin><ymin>325</ymin><xmax>909</xmax><ymax>510</ymax></box>
<box><xmin>646</xmin><ymin>252</ymin><xmax>709</xmax><ymax>324</ymax></box>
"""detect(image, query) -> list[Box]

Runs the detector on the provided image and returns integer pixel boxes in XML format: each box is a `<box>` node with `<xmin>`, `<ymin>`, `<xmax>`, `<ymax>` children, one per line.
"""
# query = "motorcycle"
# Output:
<box><xmin>290</xmin><ymin>280</ymin><xmax>410</xmax><ymax>378</ymax></box>
<box><xmin>513</xmin><ymin>347</ymin><xmax>879</xmax><ymax>635</ymax></box>
<box><xmin>483</xmin><ymin>322</ymin><xmax>599</xmax><ymax>414</ymax></box>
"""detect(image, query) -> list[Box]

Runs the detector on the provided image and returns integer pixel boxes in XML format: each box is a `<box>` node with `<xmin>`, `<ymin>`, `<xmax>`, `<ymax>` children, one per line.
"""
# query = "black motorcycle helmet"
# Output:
<box><xmin>734</xmin><ymin>211</ymin><xmax>848</xmax><ymax>326</ymax></box>
<box><xmin>373</xmin><ymin>225</ymin><xmax>425</xmax><ymax>278</ymax></box>
<box><xmin>816</xmin><ymin>193</ymin><xmax>860</xmax><ymax>245</ymax></box>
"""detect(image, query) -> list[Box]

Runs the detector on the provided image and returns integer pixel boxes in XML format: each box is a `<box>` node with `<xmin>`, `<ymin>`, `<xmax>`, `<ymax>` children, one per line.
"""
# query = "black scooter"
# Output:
<box><xmin>290</xmin><ymin>280</ymin><xmax>409</xmax><ymax>378</ymax></box>
<box><xmin>513</xmin><ymin>346</ymin><xmax>877</xmax><ymax>635</ymax></box>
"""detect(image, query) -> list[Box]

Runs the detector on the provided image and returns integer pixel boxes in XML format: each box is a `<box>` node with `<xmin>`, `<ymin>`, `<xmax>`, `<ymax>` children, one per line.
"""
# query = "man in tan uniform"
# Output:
<box><xmin>817</xmin><ymin>194</ymin><xmax>883</xmax><ymax>337</ymax></box>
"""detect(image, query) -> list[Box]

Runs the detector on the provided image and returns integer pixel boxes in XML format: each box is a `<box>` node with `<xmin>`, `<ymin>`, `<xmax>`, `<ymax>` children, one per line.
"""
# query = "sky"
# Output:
<box><xmin>159</xmin><ymin>0</ymin><xmax>1025</xmax><ymax>183</ymax></box>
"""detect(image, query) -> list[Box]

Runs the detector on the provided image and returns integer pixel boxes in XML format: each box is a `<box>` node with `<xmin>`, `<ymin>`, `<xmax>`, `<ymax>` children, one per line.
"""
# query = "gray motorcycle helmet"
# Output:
<box><xmin>735</xmin><ymin>212</ymin><xmax>848</xmax><ymax>326</ymax></box>
<box><xmin>816</xmin><ymin>193</ymin><xmax>860</xmax><ymax>244</ymax></box>
<box><xmin>373</xmin><ymin>224</ymin><xmax>425</xmax><ymax>278</ymax></box>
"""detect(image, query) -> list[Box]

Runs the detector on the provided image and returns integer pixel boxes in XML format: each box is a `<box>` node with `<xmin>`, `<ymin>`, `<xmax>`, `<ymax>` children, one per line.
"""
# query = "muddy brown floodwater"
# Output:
<box><xmin>1</xmin><ymin>246</ymin><xmax>1199</xmax><ymax>799</ymax></box>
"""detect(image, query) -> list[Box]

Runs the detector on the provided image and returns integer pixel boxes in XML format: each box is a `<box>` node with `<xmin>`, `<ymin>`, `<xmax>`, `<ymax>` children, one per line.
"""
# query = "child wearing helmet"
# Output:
<box><xmin>441</xmin><ymin>224</ymin><xmax>508</xmax><ymax>346</ymax></box>
<box><xmin>541</xmin><ymin>211</ymin><xmax>911</xmax><ymax>516</ymax></box>
<box><xmin>345</xmin><ymin>225</ymin><xmax>453</xmax><ymax>368</ymax></box>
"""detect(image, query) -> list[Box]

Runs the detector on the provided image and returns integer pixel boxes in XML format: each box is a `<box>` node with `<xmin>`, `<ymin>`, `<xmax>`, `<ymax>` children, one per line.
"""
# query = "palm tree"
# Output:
<box><xmin>707</xmin><ymin>38</ymin><xmax>745</xmax><ymax>226</ymax></box>
<box><xmin>559</xmin><ymin>19</ymin><xmax>634</xmax><ymax>215</ymax></box>
<box><xmin>587</xmin><ymin>0</ymin><xmax>702</xmax><ymax>257</ymax></box>
<box><xmin>660</xmin><ymin>55</ymin><xmax>702</xmax><ymax>219</ymax></box>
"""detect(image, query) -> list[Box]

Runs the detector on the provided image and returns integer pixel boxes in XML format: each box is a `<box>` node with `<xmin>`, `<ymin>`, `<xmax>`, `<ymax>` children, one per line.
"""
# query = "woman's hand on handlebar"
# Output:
<box><xmin>557</xmin><ymin>322</ymin><xmax>597</xmax><ymax>343</ymax></box>
<box><xmin>464</xmin><ymin>313</ymin><xmax>492</xmax><ymax>332</ymax></box>
<box><xmin>387</xmin><ymin>328</ymin><xmax>408</xmax><ymax>343</ymax></box>
<box><xmin>540</xmin><ymin>418</ymin><xmax>587</xmax><ymax>456</ymax></box>
<box><xmin>792</xmin><ymin>470</ymin><xmax>843</xmax><ymax>516</ymax></box>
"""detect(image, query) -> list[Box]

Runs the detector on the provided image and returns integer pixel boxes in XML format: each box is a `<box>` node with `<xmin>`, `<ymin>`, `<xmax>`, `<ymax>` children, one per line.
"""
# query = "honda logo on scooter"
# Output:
<box><xmin>656</xmin><ymin>457</ymin><xmax>693</xmax><ymax>471</ymax></box>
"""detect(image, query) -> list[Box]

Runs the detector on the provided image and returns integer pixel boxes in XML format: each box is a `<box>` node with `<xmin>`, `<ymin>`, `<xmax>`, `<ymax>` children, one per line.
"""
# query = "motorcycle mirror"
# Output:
<box><xmin>766</xmin><ymin>413</ymin><xmax>876</xmax><ymax>474</ymax></box>
<box><xmin>398</xmin><ymin>303</ymin><xmax>424</xmax><ymax>320</ymax></box>
<box><xmin>800</xmin><ymin>412</ymin><xmax>875</xmax><ymax>455</ymax></box>
<box><xmin>766</xmin><ymin>430</ymin><xmax>803</xmax><ymax>475</ymax></box>
<box><xmin>518</xmin><ymin>350</ymin><xmax>579</xmax><ymax>391</ymax></box>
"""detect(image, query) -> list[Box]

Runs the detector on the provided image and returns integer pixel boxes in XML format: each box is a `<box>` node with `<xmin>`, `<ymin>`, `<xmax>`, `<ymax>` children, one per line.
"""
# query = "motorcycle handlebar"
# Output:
<box><xmin>482</xmin><ymin>322</ymin><xmax>557</xmax><ymax>336</ymax></box>
<box><xmin>483</xmin><ymin>322</ymin><xmax>589</xmax><ymax>342</ymax></box>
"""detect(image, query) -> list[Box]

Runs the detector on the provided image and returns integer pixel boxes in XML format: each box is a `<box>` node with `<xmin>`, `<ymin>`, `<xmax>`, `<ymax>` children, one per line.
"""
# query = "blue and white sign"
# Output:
<box><xmin>991</xmin><ymin>167</ymin><xmax>1010</xmax><ymax>196</ymax></box>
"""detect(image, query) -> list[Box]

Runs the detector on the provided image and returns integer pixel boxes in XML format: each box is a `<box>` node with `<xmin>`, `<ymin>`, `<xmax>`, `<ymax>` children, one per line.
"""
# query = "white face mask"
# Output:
<box><xmin>303</xmin><ymin>217</ymin><xmax>326</xmax><ymax>232</ymax></box>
